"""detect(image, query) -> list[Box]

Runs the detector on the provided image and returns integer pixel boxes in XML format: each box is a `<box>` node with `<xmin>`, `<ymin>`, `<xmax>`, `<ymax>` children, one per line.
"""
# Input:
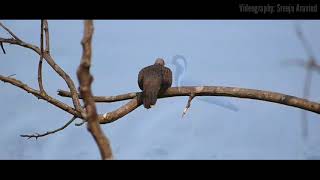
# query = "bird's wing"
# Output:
<box><xmin>138</xmin><ymin>67</ymin><xmax>145</xmax><ymax>90</ymax></box>
<box><xmin>162</xmin><ymin>66</ymin><xmax>172</xmax><ymax>89</ymax></box>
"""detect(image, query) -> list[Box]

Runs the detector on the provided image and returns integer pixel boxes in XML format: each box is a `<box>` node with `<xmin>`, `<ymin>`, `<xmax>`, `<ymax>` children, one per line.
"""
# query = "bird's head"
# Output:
<box><xmin>154</xmin><ymin>58</ymin><xmax>165</xmax><ymax>66</ymax></box>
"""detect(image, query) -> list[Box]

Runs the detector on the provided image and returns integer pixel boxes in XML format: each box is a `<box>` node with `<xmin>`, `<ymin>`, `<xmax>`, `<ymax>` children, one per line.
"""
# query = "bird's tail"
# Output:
<box><xmin>143</xmin><ymin>89</ymin><xmax>159</xmax><ymax>109</ymax></box>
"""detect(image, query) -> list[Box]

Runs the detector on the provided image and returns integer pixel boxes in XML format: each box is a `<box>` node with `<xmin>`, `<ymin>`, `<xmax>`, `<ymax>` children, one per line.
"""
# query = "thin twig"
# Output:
<box><xmin>0</xmin><ymin>37</ymin><xmax>39</xmax><ymax>52</ymax></box>
<box><xmin>182</xmin><ymin>93</ymin><xmax>195</xmax><ymax>118</ymax></box>
<box><xmin>0</xmin><ymin>42</ymin><xmax>5</xmax><ymax>54</ymax></box>
<box><xmin>0</xmin><ymin>75</ymin><xmax>82</xmax><ymax>118</ymax></box>
<box><xmin>0</xmin><ymin>22</ymin><xmax>22</xmax><ymax>41</ymax></box>
<box><xmin>20</xmin><ymin>116</ymin><xmax>77</xmax><ymax>139</ymax></box>
<box><xmin>7</xmin><ymin>74</ymin><xmax>16</xmax><ymax>78</ymax></box>
<box><xmin>77</xmin><ymin>20</ymin><xmax>113</xmax><ymax>160</ymax></box>
<box><xmin>75</xmin><ymin>120</ymin><xmax>86</xmax><ymax>126</ymax></box>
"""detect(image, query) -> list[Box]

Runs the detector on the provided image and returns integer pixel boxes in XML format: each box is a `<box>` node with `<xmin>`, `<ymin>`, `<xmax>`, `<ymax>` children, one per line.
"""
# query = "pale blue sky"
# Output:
<box><xmin>1</xmin><ymin>20</ymin><xmax>320</xmax><ymax>159</ymax></box>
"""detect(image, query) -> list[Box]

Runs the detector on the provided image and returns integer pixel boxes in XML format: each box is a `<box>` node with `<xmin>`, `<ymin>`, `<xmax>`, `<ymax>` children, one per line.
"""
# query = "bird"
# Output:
<box><xmin>138</xmin><ymin>58</ymin><xmax>172</xmax><ymax>109</ymax></box>
<box><xmin>170</xmin><ymin>55</ymin><xmax>239</xmax><ymax>111</ymax></box>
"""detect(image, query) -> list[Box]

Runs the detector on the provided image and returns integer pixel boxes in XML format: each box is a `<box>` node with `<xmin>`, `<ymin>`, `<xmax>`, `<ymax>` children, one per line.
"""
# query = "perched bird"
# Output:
<box><xmin>138</xmin><ymin>58</ymin><xmax>172</xmax><ymax>109</ymax></box>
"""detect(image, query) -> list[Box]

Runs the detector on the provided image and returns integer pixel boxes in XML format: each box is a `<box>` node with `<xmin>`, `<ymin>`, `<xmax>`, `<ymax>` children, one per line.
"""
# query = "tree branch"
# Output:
<box><xmin>0</xmin><ymin>37</ymin><xmax>39</xmax><ymax>52</ymax></box>
<box><xmin>0</xmin><ymin>21</ymin><xmax>83</xmax><ymax>113</ymax></box>
<box><xmin>58</xmin><ymin>89</ymin><xmax>137</xmax><ymax>102</ymax></box>
<box><xmin>77</xmin><ymin>20</ymin><xmax>113</xmax><ymax>160</ymax></box>
<box><xmin>0</xmin><ymin>75</ymin><xmax>81</xmax><ymax>118</ymax></box>
<box><xmin>99</xmin><ymin>96</ymin><xmax>142</xmax><ymax>124</ymax></box>
<box><xmin>182</xmin><ymin>93</ymin><xmax>195</xmax><ymax>118</ymax></box>
<box><xmin>20</xmin><ymin>116</ymin><xmax>77</xmax><ymax>139</ymax></box>
<box><xmin>38</xmin><ymin>20</ymin><xmax>46</xmax><ymax>95</ymax></box>
<box><xmin>0</xmin><ymin>22</ymin><xmax>22</xmax><ymax>41</ymax></box>
<box><xmin>0</xmin><ymin>42</ymin><xmax>5</xmax><ymax>54</ymax></box>
<box><xmin>43</xmin><ymin>20</ymin><xmax>50</xmax><ymax>54</ymax></box>
<box><xmin>59</xmin><ymin>86</ymin><xmax>320</xmax><ymax>124</ymax></box>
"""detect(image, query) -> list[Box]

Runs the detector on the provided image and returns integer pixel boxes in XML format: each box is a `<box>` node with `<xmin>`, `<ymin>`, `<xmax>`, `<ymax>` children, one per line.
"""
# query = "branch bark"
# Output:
<box><xmin>0</xmin><ymin>75</ymin><xmax>82</xmax><ymax>117</ymax></box>
<box><xmin>38</xmin><ymin>20</ymin><xmax>46</xmax><ymax>95</ymax></box>
<box><xmin>59</xmin><ymin>86</ymin><xmax>320</xmax><ymax>124</ymax></box>
<box><xmin>43</xmin><ymin>20</ymin><xmax>50</xmax><ymax>54</ymax></box>
<box><xmin>77</xmin><ymin>20</ymin><xmax>113</xmax><ymax>160</ymax></box>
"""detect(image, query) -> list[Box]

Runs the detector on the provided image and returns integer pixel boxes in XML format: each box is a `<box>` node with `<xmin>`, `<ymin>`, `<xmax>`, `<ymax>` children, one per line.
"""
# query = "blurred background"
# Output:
<box><xmin>0</xmin><ymin>20</ymin><xmax>320</xmax><ymax>160</ymax></box>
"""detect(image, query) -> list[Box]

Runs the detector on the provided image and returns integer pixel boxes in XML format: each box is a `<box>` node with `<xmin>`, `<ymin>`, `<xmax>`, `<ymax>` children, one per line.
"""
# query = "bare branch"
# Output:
<box><xmin>100</xmin><ymin>97</ymin><xmax>142</xmax><ymax>124</ymax></box>
<box><xmin>43</xmin><ymin>20</ymin><xmax>50</xmax><ymax>54</ymax></box>
<box><xmin>182</xmin><ymin>93</ymin><xmax>195</xmax><ymax>118</ymax></box>
<box><xmin>0</xmin><ymin>37</ymin><xmax>39</xmax><ymax>52</ymax></box>
<box><xmin>7</xmin><ymin>74</ymin><xmax>16</xmax><ymax>78</ymax></box>
<box><xmin>58</xmin><ymin>89</ymin><xmax>137</xmax><ymax>102</ymax></box>
<box><xmin>38</xmin><ymin>20</ymin><xmax>47</xmax><ymax>95</ymax></box>
<box><xmin>0</xmin><ymin>42</ymin><xmax>5</xmax><ymax>54</ymax></box>
<box><xmin>77</xmin><ymin>20</ymin><xmax>113</xmax><ymax>160</ymax></box>
<box><xmin>0</xmin><ymin>27</ymin><xmax>83</xmax><ymax>113</ymax></box>
<box><xmin>0</xmin><ymin>22</ymin><xmax>22</xmax><ymax>41</ymax></box>
<box><xmin>77</xmin><ymin>86</ymin><xmax>319</xmax><ymax>124</ymax></box>
<box><xmin>0</xmin><ymin>75</ymin><xmax>82</xmax><ymax>118</ymax></box>
<box><xmin>59</xmin><ymin>86</ymin><xmax>320</xmax><ymax>122</ymax></box>
<box><xmin>20</xmin><ymin>116</ymin><xmax>77</xmax><ymax>139</ymax></box>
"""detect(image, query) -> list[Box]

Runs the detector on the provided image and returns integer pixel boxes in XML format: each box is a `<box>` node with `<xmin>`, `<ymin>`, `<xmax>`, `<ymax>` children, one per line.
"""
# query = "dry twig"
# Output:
<box><xmin>182</xmin><ymin>93</ymin><xmax>196</xmax><ymax>118</ymax></box>
<box><xmin>20</xmin><ymin>116</ymin><xmax>77</xmax><ymax>139</ymax></box>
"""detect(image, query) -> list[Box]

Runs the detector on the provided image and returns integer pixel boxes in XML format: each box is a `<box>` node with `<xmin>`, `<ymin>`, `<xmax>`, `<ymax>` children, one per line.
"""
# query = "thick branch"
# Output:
<box><xmin>99</xmin><ymin>96</ymin><xmax>142</xmax><ymax>124</ymax></box>
<box><xmin>59</xmin><ymin>86</ymin><xmax>320</xmax><ymax>124</ymax></box>
<box><xmin>77</xmin><ymin>20</ymin><xmax>113</xmax><ymax>160</ymax></box>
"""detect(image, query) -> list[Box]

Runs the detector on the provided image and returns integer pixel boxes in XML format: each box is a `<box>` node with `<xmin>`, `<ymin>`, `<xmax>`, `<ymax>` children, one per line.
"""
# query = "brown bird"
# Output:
<box><xmin>138</xmin><ymin>58</ymin><xmax>172</xmax><ymax>109</ymax></box>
